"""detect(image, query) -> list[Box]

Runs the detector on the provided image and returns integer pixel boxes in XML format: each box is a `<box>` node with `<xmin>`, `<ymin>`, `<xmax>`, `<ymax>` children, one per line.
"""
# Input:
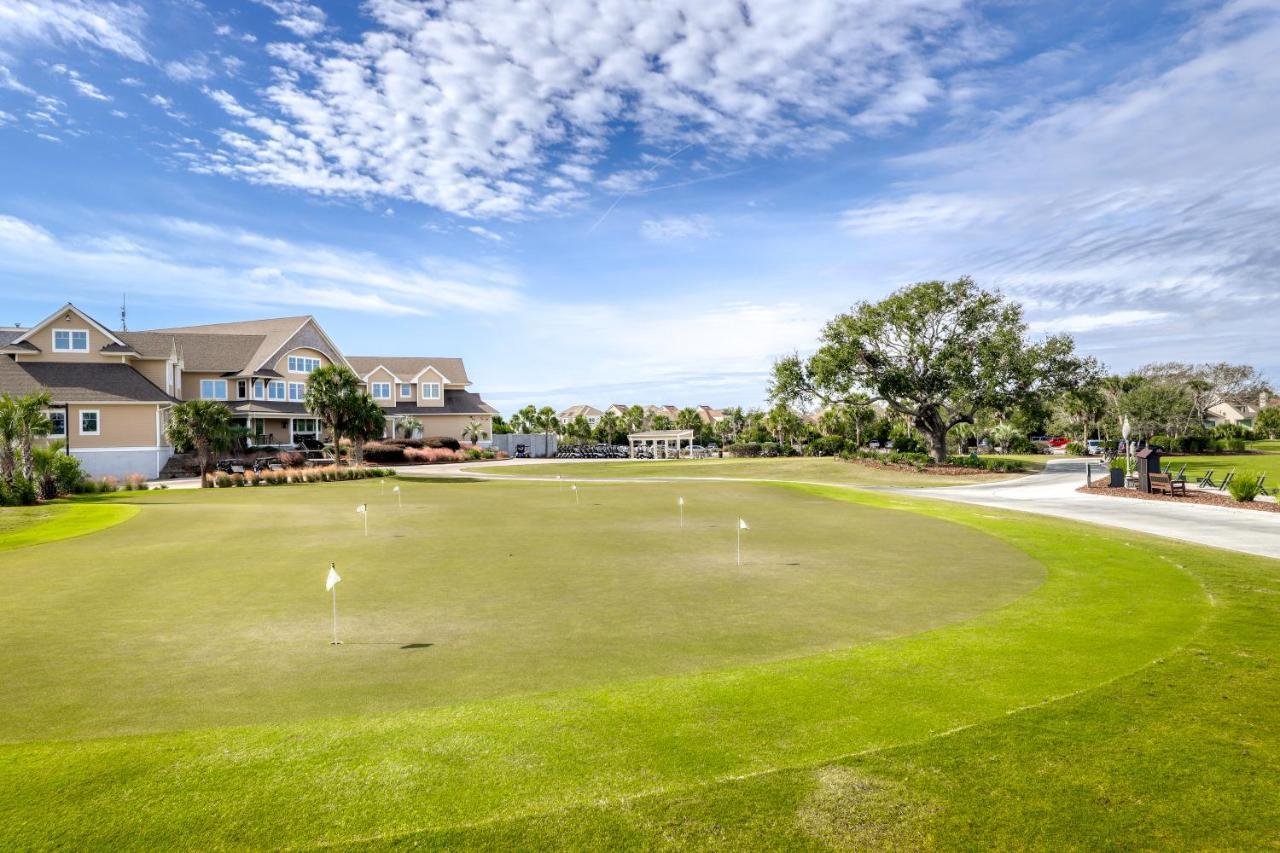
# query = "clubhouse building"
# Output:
<box><xmin>0</xmin><ymin>303</ymin><xmax>496</xmax><ymax>479</ymax></box>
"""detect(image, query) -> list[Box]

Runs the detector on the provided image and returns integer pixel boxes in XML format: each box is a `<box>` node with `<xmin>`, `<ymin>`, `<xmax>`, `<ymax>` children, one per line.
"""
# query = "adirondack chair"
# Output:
<box><xmin>1170</xmin><ymin>463</ymin><xmax>1187</xmax><ymax>483</ymax></box>
<box><xmin>1218</xmin><ymin>469</ymin><xmax>1236</xmax><ymax>491</ymax></box>
<box><xmin>1196</xmin><ymin>469</ymin><xmax>1216</xmax><ymax>488</ymax></box>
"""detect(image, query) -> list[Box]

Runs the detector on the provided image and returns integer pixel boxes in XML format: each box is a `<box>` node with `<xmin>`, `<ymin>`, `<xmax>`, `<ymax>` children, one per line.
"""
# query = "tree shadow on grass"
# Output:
<box><xmin>339</xmin><ymin>642</ymin><xmax>435</xmax><ymax>650</ymax></box>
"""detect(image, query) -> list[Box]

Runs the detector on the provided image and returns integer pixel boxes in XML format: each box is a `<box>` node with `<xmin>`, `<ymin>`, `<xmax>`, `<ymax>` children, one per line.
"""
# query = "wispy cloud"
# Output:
<box><xmin>839</xmin><ymin>1</ymin><xmax>1280</xmax><ymax>369</ymax></box>
<box><xmin>640</xmin><ymin>215</ymin><xmax>716</xmax><ymax>241</ymax></box>
<box><xmin>0</xmin><ymin>0</ymin><xmax>149</xmax><ymax>62</ymax></box>
<box><xmin>0</xmin><ymin>213</ymin><xmax>524</xmax><ymax>317</ymax></box>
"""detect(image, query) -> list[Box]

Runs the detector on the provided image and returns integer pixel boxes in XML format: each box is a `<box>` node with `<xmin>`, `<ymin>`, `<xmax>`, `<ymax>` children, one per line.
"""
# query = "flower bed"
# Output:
<box><xmin>206</xmin><ymin>466</ymin><xmax>395</xmax><ymax>488</ymax></box>
<box><xmin>1079</xmin><ymin>479</ymin><xmax>1280</xmax><ymax>513</ymax></box>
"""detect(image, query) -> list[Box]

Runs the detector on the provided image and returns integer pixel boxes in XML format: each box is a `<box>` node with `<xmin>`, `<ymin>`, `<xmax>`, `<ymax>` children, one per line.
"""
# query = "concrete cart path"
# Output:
<box><xmin>899</xmin><ymin>459</ymin><xmax>1280</xmax><ymax>560</ymax></box>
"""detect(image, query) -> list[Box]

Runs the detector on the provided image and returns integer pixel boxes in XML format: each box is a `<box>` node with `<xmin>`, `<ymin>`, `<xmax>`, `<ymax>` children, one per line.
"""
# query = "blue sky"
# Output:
<box><xmin>2</xmin><ymin>0</ymin><xmax>1278</xmax><ymax>414</ymax></box>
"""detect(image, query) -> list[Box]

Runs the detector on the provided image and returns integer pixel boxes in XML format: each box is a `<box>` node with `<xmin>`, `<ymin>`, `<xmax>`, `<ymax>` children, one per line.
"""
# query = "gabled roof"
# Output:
<box><xmin>11</xmin><ymin>303</ymin><xmax>127</xmax><ymax>348</ymax></box>
<box><xmin>558</xmin><ymin>404</ymin><xmax>604</xmax><ymax>419</ymax></box>
<box><xmin>0</xmin><ymin>359</ymin><xmax>174</xmax><ymax>403</ymax></box>
<box><xmin>383</xmin><ymin>390</ymin><xmax>496</xmax><ymax>416</ymax></box>
<box><xmin>346</xmin><ymin>356</ymin><xmax>470</xmax><ymax>385</ymax></box>
<box><xmin>118</xmin><ymin>331</ymin><xmax>266</xmax><ymax>373</ymax></box>
<box><xmin>141</xmin><ymin>315</ymin><xmax>349</xmax><ymax>376</ymax></box>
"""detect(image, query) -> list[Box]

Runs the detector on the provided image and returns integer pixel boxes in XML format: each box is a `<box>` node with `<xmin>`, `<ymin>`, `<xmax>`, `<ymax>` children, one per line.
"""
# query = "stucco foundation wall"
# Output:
<box><xmin>73</xmin><ymin>446</ymin><xmax>174</xmax><ymax>480</ymax></box>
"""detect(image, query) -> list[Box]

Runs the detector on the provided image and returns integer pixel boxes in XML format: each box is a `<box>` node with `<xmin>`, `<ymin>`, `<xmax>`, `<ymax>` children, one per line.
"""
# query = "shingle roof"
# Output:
<box><xmin>118</xmin><ymin>331</ymin><xmax>266</xmax><ymax>373</ymax></box>
<box><xmin>346</xmin><ymin>356</ymin><xmax>470</xmax><ymax>385</ymax></box>
<box><xmin>384</xmin><ymin>390</ymin><xmax>496</xmax><ymax>416</ymax></box>
<box><xmin>140</xmin><ymin>316</ymin><xmax>315</xmax><ymax>375</ymax></box>
<box><xmin>558</xmin><ymin>404</ymin><xmax>604</xmax><ymax>419</ymax></box>
<box><xmin>0</xmin><ymin>360</ymin><xmax>174</xmax><ymax>403</ymax></box>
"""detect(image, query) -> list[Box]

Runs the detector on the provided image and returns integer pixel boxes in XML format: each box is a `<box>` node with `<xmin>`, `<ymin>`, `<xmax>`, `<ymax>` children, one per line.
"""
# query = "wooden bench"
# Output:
<box><xmin>1149</xmin><ymin>472</ymin><xmax>1186</xmax><ymax>496</ymax></box>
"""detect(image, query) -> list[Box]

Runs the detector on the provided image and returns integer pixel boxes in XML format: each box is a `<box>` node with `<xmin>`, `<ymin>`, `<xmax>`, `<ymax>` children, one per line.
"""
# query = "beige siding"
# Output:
<box><xmin>415</xmin><ymin>366</ymin><xmax>447</xmax><ymax>408</ymax></box>
<box><xmin>180</xmin><ymin>371</ymin><xmax>235</xmax><ymax>402</ymax></box>
<box><xmin>130</xmin><ymin>358</ymin><xmax>172</xmax><ymax>394</ymax></box>
<box><xmin>66</xmin><ymin>403</ymin><xmax>162</xmax><ymax>449</ymax></box>
<box><xmin>15</xmin><ymin>322</ymin><xmax>121</xmax><ymax>363</ymax></box>
<box><xmin>414</xmin><ymin>413</ymin><xmax>492</xmax><ymax>441</ymax></box>
<box><xmin>364</xmin><ymin>366</ymin><xmax>399</xmax><ymax>409</ymax></box>
<box><xmin>271</xmin><ymin>346</ymin><xmax>333</xmax><ymax>378</ymax></box>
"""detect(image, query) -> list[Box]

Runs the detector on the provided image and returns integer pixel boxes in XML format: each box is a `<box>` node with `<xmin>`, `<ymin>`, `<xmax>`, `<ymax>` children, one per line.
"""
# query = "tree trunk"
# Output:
<box><xmin>197</xmin><ymin>438</ymin><xmax>210</xmax><ymax>487</ymax></box>
<box><xmin>353</xmin><ymin>438</ymin><xmax>364</xmax><ymax>466</ymax></box>
<box><xmin>927</xmin><ymin>429</ymin><xmax>948</xmax><ymax>463</ymax></box>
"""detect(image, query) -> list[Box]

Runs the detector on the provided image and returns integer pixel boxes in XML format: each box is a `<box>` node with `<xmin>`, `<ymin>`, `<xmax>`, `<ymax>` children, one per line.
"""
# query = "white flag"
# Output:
<box><xmin>392</xmin><ymin>485</ymin><xmax>400</xmax><ymax>493</ymax></box>
<box><xmin>356</xmin><ymin>504</ymin><xmax>366</xmax><ymax>514</ymax></box>
<box><xmin>739</xmin><ymin>518</ymin><xmax>750</xmax><ymax>530</ymax></box>
<box><xmin>326</xmin><ymin>566</ymin><xmax>342</xmax><ymax>591</ymax></box>
<box><xmin>571</xmin><ymin>484</ymin><xmax>577</xmax><ymax>491</ymax></box>
<box><xmin>678</xmin><ymin>496</ymin><xmax>684</xmax><ymax>506</ymax></box>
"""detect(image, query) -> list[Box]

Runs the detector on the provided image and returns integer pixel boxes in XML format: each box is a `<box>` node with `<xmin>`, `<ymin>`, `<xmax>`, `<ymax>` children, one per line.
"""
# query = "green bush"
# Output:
<box><xmin>726</xmin><ymin>442</ymin><xmax>762</xmax><ymax>457</ymax></box>
<box><xmin>1006</xmin><ymin>434</ymin><xmax>1037</xmax><ymax>454</ymax></box>
<box><xmin>215</xmin><ymin>473</ymin><xmax>232</xmax><ymax>488</ymax></box>
<box><xmin>1064</xmin><ymin>441</ymin><xmax>1086</xmax><ymax>456</ymax></box>
<box><xmin>806</xmin><ymin>436</ymin><xmax>847</xmax><ymax>457</ymax></box>
<box><xmin>1228</xmin><ymin>472</ymin><xmax>1262</xmax><ymax>503</ymax></box>
<box><xmin>946</xmin><ymin>455</ymin><xmax>1027</xmax><ymax>473</ymax></box>
<box><xmin>887</xmin><ymin>428</ymin><xmax>923</xmax><ymax>454</ymax></box>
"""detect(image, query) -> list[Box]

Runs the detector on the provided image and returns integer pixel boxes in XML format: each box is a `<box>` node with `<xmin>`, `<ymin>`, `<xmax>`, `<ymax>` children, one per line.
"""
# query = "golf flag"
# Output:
<box><xmin>571</xmin><ymin>483</ymin><xmax>579</xmax><ymax>504</ymax></box>
<box><xmin>392</xmin><ymin>485</ymin><xmax>400</xmax><ymax>493</ymax></box>
<box><xmin>356</xmin><ymin>503</ymin><xmax>368</xmax><ymax>536</ymax></box>
<box><xmin>326</xmin><ymin>562</ymin><xmax>342</xmax><ymax>645</ymax></box>
<box><xmin>392</xmin><ymin>484</ymin><xmax>402</xmax><ymax>508</ymax></box>
<box><xmin>356</xmin><ymin>503</ymin><xmax>367</xmax><ymax>513</ymax></box>
<box><xmin>739</xmin><ymin>518</ymin><xmax>750</xmax><ymax>530</ymax></box>
<box><xmin>736</xmin><ymin>518</ymin><xmax>749</xmax><ymax>565</ymax></box>
<box><xmin>678</xmin><ymin>496</ymin><xmax>685</xmax><ymax>506</ymax></box>
<box><xmin>678</xmin><ymin>496</ymin><xmax>685</xmax><ymax>529</ymax></box>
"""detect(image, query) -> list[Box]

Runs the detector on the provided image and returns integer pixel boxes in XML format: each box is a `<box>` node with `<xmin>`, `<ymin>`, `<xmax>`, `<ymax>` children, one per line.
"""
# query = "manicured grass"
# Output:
<box><xmin>0</xmin><ymin>502</ymin><xmax>137</xmax><ymax>552</ymax></box>
<box><xmin>1165</xmin><ymin>452</ymin><xmax>1280</xmax><ymax>486</ymax></box>
<box><xmin>0</xmin><ymin>477</ymin><xmax>1273</xmax><ymax>847</ymax></box>
<box><xmin>471</xmin><ymin>455</ymin><xmax>1041</xmax><ymax>487</ymax></box>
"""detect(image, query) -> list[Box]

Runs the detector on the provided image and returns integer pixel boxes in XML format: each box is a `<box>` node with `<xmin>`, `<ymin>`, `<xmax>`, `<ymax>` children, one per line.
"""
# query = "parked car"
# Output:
<box><xmin>1047</xmin><ymin>437</ymin><xmax>1071</xmax><ymax>448</ymax></box>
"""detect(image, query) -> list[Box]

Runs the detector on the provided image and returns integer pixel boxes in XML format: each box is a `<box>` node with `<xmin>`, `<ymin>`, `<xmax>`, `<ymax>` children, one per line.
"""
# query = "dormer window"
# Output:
<box><xmin>371</xmin><ymin>382</ymin><xmax>392</xmax><ymax>400</ymax></box>
<box><xmin>421</xmin><ymin>382</ymin><xmax>441</xmax><ymax>400</ymax></box>
<box><xmin>53</xmin><ymin>329</ymin><xmax>89</xmax><ymax>352</ymax></box>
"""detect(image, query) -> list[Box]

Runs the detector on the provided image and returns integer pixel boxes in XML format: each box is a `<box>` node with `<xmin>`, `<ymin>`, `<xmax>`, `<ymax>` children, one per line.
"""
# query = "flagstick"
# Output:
<box><xmin>330</xmin><ymin>562</ymin><xmax>341</xmax><ymax>645</ymax></box>
<box><xmin>737</xmin><ymin>523</ymin><xmax>741</xmax><ymax>566</ymax></box>
<box><xmin>364</xmin><ymin>509</ymin><xmax>368</xmax><ymax>537</ymax></box>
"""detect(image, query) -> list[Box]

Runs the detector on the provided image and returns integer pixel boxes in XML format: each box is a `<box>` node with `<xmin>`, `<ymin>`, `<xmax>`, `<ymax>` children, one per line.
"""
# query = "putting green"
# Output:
<box><xmin>0</xmin><ymin>478</ymin><xmax>1211</xmax><ymax>848</ymax></box>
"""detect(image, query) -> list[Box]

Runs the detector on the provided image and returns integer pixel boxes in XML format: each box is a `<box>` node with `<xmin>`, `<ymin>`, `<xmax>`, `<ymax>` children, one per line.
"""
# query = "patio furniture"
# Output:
<box><xmin>1218</xmin><ymin>470</ymin><xmax>1236</xmax><ymax>491</ymax></box>
<box><xmin>1196</xmin><ymin>469</ymin><xmax>1217</xmax><ymax>488</ymax></box>
<box><xmin>1149</xmin><ymin>473</ymin><xmax>1186</xmax><ymax>496</ymax></box>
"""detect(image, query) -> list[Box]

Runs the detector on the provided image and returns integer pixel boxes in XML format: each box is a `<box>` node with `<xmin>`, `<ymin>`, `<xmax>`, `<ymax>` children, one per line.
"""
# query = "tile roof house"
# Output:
<box><xmin>1</xmin><ymin>303</ymin><xmax>494</xmax><ymax>479</ymax></box>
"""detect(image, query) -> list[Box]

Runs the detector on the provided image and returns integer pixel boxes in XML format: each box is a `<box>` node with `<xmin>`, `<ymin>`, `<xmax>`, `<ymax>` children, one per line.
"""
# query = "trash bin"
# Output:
<box><xmin>1136</xmin><ymin>447</ymin><xmax>1162</xmax><ymax>493</ymax></box>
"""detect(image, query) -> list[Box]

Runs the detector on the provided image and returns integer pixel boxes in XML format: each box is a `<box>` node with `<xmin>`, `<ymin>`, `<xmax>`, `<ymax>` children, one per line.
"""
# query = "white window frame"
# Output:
<box><xmin>421</xmin><ymin>382</ymin><xmax>442</xmax><ymax>400</ymax></box>
<box><xmin>53</xmin><ymin>328</ymin><xmax>90</xmax><ymax>352</ymax></box>
<box><xmin>79</xmin><ymin>409</ymin><xmax>100</xmax><ymax>436</ymax></box>
<box><xmin>288</xmin><ymin>382</ymin><xmax>306</xmax><ymax>401</ymax></box>
<box><xmin>267</xmin><ymin>380</ymin><xmax>287</xmax><ymax>401</ymax></box>
<box><xmin>236</xmin><ymin>379</ymin><xmax>248</xmax><ymax>399</ymax></box>
<box><xmin>253</xmin><ymin>380</ymin><xmax>265</xmax><ymax>400</ymax></box>
<box><xmin>46</xmin><ymin>409</ymin><xmax>67</xmax><ymax>437</ymax></box>
<box><xmin>200</xmin><ymin>379</ymin><xmax>228</xmax><ymax>400</ymax></box>
<box><xmin>399</xmin><ymin>383</ymin><xmax>413</xmax><ymax>399</ymax></box>
<box><xmin>371</xmin><ymin>382</ymin><xmax>392</xmax><ymax>400</ymax></box>
<box><xmin>288</xmin><ymin>355</ymin><xmax>322</xmax><ymax>374</ymax></box>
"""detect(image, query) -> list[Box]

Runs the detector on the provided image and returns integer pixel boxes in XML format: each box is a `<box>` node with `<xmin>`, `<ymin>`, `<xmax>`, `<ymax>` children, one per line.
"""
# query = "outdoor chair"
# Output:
<box><xmin>1218</xmin><ymin>470</ymin><xmax>1236</xmax><ymax>491</ymax></box>
<box><xmin>1256</xmin><ymin>473</ymin><xmax>1270</xmax><ymax>496</ymax></box>
<box><xmin>1170</xmin><ymin>463</ymin><xmax>1186</xmax><ymax>483</ymax></box>
<box><xmin>1196</xmin><ymin>469</ymin><xmax>1216</xmax><ymax>488</ymax></box>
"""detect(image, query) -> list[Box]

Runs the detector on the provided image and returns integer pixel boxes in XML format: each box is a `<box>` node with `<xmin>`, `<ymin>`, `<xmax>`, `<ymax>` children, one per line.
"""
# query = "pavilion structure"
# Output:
<box><xmin>628</xmin><ymin>429</ymin><xmax>696</xmax><ymax>459</ymax></box>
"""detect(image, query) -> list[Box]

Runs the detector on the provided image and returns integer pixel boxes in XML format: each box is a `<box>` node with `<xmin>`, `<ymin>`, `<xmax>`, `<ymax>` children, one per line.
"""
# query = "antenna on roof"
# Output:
<box><xmin>120</xmin><ymin>293</ymin><xmax>128</xmax><ymax>331</ymax></box>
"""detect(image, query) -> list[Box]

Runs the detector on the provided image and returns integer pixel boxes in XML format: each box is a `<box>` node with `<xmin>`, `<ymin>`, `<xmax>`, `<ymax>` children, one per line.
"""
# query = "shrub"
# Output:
<box><xmin>361</xmin><ymin>442</ymin><xmax>407</xmax><ymax>463</ymax></box>
<box><xmin>807</xmin><ymin>435</ymin><xmax>847</xmax><ymax>457</ymax></box>
<box><xmin>214</xmin><ymin>473</ymin><xmax>232</xmax><ymax>488</ymax></box>
<box><xmin>1</xmin><ymin>474</ymin><xmax>38</xmax><ymax>506</ymax></box>
<box><xmin>946</xmin><ymin>455</ymin><xmax>1026</xmax><ymax>473</ymax></box>
<box><xmin>1109</xmin><ymin>458</ymin><xmax>1127</xmax><ymax>472</ymax></box>
<box><xmin>244</xmin><ymin>471</ymin><xmax>259</xmax><ymax>486</ymax></box>
<box><xmin>1228</xmin><ymin>472</ymin><xmax>1262</xmax><ymax>503</ymax></box>
<box><xmin>726</xmin><ymin>442</ymin><xmax>762</xmax><ymax>457</ymax></box>
<box><xmin>126</xmin><ymin>473</ymin><xmax>148</xmax><ymax>491</ymax></box>
<box><xmin>422</xmin><ymin>436</ymin><xmax>462</xmax><ymax>451</ymax></box>
<box><xmin>887</xmin><ymin>428</ymin><xmax>923</xmax><ymax>454</ymax></box>
<box><xmin>404</xmin><ymin>446</ymin><xmax>466</xmax><ymax>464</ymax></box>
<box><xmin>100</xmin><ymin>476</ymin><xmax>119</xmax><ymax>493</ymax></box>
<box><xmin>1064</xmin><ymin>441</ymin><xmax>1086</xmax><ymax>456</ymax></box>
<box><xmin>1007</xmin><ymin>434</ymin><xmax>1037</xmax><ymax>454</ymax></box>
<box><xmin>279</xmin><ymin>451</ymin><xmax>305</xmax><ymax>467</ymax></box>
<box><xmin>760</xmin><ymin>442</ymin><xmax>781</xmax><ymax>457</ymax></box>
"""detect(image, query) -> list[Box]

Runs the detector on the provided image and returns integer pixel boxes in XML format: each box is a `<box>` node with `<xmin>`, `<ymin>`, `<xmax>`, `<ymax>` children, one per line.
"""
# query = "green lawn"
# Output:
<box><xmin>1165</xmin><ymin>452</ymin><xmax>1280</xmax><ymax>486</ymax></box>
<box><xmin>0</xmin><ymin>476</ymin><xmax>1274</xmax><ymax>848</ymax></box>
<box><xmin>469</xmin><ymin>454</ymin><xmax>1044</xmax><ymax>487</ymax></box>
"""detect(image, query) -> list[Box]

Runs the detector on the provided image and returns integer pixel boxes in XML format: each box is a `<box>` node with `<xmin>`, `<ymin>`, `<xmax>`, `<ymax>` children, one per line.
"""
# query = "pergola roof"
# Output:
<box><xmin>628</xmin><ymin>429</ymin><xmax>696</xmax><ymax>440</ymax></box>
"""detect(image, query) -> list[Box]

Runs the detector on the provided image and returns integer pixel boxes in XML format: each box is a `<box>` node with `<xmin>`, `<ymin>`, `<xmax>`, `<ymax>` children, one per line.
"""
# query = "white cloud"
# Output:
<box><xmin>0</xmin><ymin>213</ymin><xmax>524</xmax><ymax>317</ymax></box>
<box><xmin>0</xmin><ymin>1</ymin><xmax>148</xmax><ymax>62</ymax></box>
<box><xmin>640</xmin><ymin>215</ymin><xmax>716</xmax><ymax>241</ymax></box>
<box><xmin>50</xmin><ymin>64</ymin><xmax>111</xmax><ymax>100</ymax></box>
<box><xmin>164</xmin><ymin>55</ymin><xmax>213</xmax><ymax>83</ymax></box>
<box><xmin>200</xmin><ymin>0</ymin><xmax>988</xmax><ymax>217</ymax></box>
<box><xmin>0</xmin><ymin>64</ymin><xmax>33</xmax><ymax>95</ymax></box>
<box><xmin>254</xmin><ymin>0</ymin><xmax>326</xmax><ymax>38</ymax></box>
<box><xmin>838</xmin><ymin>1</ymin><xmax>1280</xmax><ymax>370</ymax></box>
<box><xmin>466</xmin><ymin>226</ymin><xmax>504</xmax><ymax>243</ymax></box>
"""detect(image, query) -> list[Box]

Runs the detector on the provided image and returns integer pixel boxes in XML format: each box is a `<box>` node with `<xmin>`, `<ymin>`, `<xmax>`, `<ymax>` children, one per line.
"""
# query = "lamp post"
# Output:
<box><xmin>1122</xmin><ymin>416</ymin><xmax>1132</xmax><ymax>485</ymax></box>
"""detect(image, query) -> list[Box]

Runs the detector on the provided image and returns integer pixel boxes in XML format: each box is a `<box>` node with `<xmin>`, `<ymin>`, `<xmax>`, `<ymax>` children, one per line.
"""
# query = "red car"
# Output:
<box><xmin>1047</xmin><ymin>437</ymin><xmax>1071</xmax><ymax>448</ymax></box>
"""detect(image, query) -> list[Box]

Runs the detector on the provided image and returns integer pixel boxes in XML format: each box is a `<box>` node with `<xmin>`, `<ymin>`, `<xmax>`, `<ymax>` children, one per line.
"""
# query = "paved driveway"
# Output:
<box><xmin>902</xmin><ymin>459</ymin><xmax>1280</xmax><ymax>560</ymax></box>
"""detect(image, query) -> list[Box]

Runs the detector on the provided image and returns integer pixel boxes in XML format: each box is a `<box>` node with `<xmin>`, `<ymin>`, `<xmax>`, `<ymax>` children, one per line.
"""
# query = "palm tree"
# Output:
<box><xmin>10</xmin><ymin>392</ymin><xmax>52</xmax><ymax>483</ymax></box>
<box><xmin>398</xmin><ymin>416</ymin><xmax>422</xmax><ymax>439</ymax></box>
<box><xmin>304</xmin><ymin>364</ymin><xmax>362</xmax><ymax>464</ymax></box>
<box><xmin>462</xmin><ymin>420</ymin><xmax>486</xmax><ymax>445</ymax></box>
<box><xmin>624</xmin><ymin>405</ymin><xmax>646</xmax><ymax>434</ymax></box>
<box><xmin>165</xmin><ymin>400</ymin><xmax>233</xmax><ymax>486</ymax></box>
<box><xmin>650</xmin><ymin>413</ymin><xmax>673</xmax><ymax>431</ymax></box>
<box><xmin>0</xmin><ymin>394</ymin><xmax>20</xmax><ymax>486</ymax></box>
<box><xmin>597</xmin><ymin>410</ymin><xmax>621</xmax><ymax>445</ymax></box>
<box><xmin>535</xmin><ymin>406</ymin><xmax>558</xmax><ymax>453</ymax></box>
<box><xmin>675</xmin><ymin>407</ymin><xmax>702</xmax><ymax>432</ymax></box>
<box><xmin>346</xmin><ymin>393</ymin><xmax>387</xmax><ymax>466</ymax></box>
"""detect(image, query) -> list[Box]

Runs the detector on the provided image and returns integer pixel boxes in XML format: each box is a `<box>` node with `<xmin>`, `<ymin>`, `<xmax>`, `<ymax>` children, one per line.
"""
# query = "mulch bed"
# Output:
<box><xmin>844</xmin><ymin>457</ymin><xmax>1023</xmax><ymax>477</ymax></box>
<box><xmin>1079</xmin><ymin>479</ymin><xmax>1280</xmax><ymax>513</ymax></box>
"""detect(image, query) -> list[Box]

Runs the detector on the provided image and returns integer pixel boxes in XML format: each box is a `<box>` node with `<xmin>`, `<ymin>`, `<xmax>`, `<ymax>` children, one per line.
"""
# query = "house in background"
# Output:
<box><xmin>1</xmin><ymin>302</ymin><xmax>494</xmax><ymax>479</ymax></box>
<box><xmin>557</xmin><ymin>404</ymin><xmax>604</xmax><ymax>427</ymax></box>
<box><xmin>1204</xmin><ymin>392</ymin><xmax>1270</xmax><ymax>429</ymax></box>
